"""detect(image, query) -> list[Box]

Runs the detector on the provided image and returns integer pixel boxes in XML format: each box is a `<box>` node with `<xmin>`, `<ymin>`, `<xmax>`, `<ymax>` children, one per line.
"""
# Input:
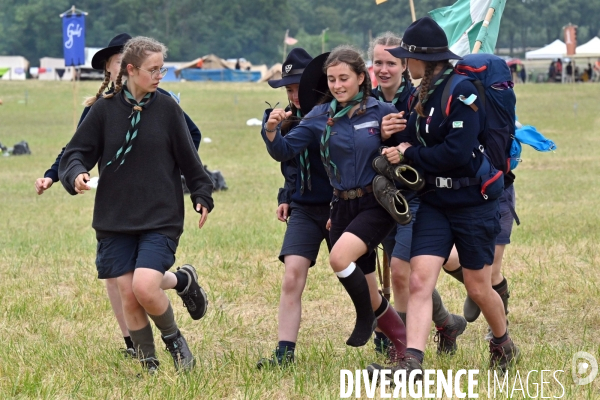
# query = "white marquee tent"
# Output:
<box><xmin>525</xmin><ymin>39</ymin><xmax>566</xmax><ymax>60</ymax></box>
<box><xmin>574</xmin><ymin>36</ymin><xmax>600</xmax><ymax>57</ymax></box>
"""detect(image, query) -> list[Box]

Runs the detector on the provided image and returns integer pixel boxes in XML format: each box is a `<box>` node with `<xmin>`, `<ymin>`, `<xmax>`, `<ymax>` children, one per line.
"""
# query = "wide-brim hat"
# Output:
<box><xmin>298</xmin><ymin>52</ymin><xmax>331</xmax><ymax>114</ymax></box>
<box><xmin>91</xmin><ymin>33</ymin><xmax>132</xmax><ymax>70</ymax></box>
<box><xmin>387</xmin><ymin>17</ymin><xmax>462</xmax><ymax>62</ymax></box>
<box><xmin>268</xmin><ymin>48</ymin><xmax>313</xmax><ymax>88</ymax></box>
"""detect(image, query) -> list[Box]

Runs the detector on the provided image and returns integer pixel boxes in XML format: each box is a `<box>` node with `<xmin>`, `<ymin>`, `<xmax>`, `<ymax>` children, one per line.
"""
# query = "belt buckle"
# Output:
<box><xmin>435</xmin><ymin>177</ymin><xmax>452</xmax><ymax>188</ymax></box>
<box><xmin>346</xmin><ymin>189</ymin><xmax>357</xmax><ymax>200</ymax></box>
<box><xmin>408</xmin><ymin>45</ymin><xmax>416</xmax><ymax>53</ymax></box>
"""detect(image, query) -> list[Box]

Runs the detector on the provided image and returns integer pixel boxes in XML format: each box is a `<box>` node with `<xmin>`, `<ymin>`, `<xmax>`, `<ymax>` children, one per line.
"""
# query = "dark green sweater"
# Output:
<box><xmin>59</xmin><ymin>90</ymin><xmax>214</xmax><ymax>241</ymax></box>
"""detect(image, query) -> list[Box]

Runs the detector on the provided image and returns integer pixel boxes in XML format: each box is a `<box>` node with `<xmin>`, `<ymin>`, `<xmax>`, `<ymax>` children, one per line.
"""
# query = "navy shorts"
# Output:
<box><xmin>411</xmin><ymin>200</ymin><xmax>500</xmax><ymax>270</ymax></box>
<box><xmin>95</xmin><ymin>232</ymin><xmax>178</xmax><ymax>279</ymax></box>
<box><xmin>329</xmin><ymin>192</ymin><xmax>395</xmax><ymax>274</ymax></box>
<box><xmin>496</xmin><ymin>185</ymin><xmax>516</xmax><ymax>245</ymax></box>
<box><xmin>279</xmin><ymin>202</ymin><xmax>332</xmax><ymax>266</ymax></box>
<box><xmin>381</xmin><ymin>198</ymin><xmax>420</xmax><ymax>262</ymax></box>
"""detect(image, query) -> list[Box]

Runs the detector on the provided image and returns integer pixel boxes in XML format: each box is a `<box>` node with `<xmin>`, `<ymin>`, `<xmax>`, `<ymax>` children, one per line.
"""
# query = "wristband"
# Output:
<box><xmin>264</xmin><ymin>123</ymin><xmax>277</xmax><ymax>133</ymax></box>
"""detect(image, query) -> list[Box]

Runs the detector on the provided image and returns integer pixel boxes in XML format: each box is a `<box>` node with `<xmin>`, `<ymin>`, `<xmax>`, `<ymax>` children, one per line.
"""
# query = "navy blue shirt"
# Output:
<box><xmin>263</xmin><ymin>97</ymin><xmax>397</xmax><ymax>191</ymax></box>
<box><xmin>399</xmin><ymin>74</ymin><xmax>488</xmax><ymax>208</ymax></box>
<box><xmin>44</xmin><ymin>87</ymin><xmax>201</xmax><ymax>182</ymax></box>
<box><xmin>262</xmin><ymin>109</ymin><xmax>332</xmax><ymax>205</ymax></box>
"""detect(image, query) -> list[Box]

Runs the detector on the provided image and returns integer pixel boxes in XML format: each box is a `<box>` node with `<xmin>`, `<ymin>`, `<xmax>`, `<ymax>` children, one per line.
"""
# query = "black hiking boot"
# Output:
<box><xmin>176</xmin><ymin>264</ymin><xmax>208</xmax><ymax>320</ymax></box>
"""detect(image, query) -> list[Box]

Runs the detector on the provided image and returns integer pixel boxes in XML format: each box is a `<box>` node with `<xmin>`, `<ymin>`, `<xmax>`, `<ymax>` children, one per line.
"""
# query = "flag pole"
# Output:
<box><xmin>472</xmin><ymin>0</ymin><xmax>501</xmax><ymax>54</ymax></box>
<box><xmin>409</xmin><ymin>0</ymin><xmax>416</xmax><ymax>22</ymax></box>
<box><xmin>283</xmin><ymin>29</ymin><xmax>289</xmax><ymax>63</ymax></box>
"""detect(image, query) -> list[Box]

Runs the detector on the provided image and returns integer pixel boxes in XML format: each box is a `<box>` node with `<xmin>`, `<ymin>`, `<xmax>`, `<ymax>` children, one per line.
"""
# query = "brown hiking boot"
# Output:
<box><xmin>489</xmin><ymin>337</ymin><xmax>520</xmax><ymax>372</ymax></box>
<box><xmin>434</xmin><ymin>314</ymin><xmax>467</xmax><ymax>355</ymax></box>
<box><xmin>372</xmin><ymin>175</ymin><xmax>412</xmax><ymax>225</ymax></box>
<box><xmin>367</xmin><ymin>353</ymin><xmax>423</xmax><ymax>381</ymax></box>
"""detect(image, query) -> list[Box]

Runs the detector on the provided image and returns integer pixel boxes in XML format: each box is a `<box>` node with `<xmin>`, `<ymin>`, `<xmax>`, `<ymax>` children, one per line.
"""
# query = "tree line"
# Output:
<box><xmin>1</xmin><ymin>0</ymin><xmax>598</xmax><ymax>67</ymax></box>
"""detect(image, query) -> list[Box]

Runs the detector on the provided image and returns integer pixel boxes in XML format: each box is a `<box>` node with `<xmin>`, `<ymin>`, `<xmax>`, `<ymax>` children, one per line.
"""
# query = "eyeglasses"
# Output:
<box><xmin>135</xmin><ymin>65</ymin><xmax>168</xmax><ymax>79</ymax></box>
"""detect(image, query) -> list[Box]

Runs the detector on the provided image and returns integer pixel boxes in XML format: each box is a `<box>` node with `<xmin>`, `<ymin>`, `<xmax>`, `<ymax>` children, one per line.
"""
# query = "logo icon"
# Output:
<box><xmin>284</xmin><ymin>64</ymin><xmax>293</xmax><ymax>74</ymax></box>
<box><xmin>572</xmin><ymin>351</ymin><xmax>598</xmax><ymax>385</ymax></box>
<box><xmin>64</xmin><ymin>23</ymin><xmax>82</xmax><ymax>49</ymax></box>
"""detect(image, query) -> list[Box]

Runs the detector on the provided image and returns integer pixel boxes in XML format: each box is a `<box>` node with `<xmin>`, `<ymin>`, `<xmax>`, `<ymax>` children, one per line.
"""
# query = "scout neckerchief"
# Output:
<box><xmin>296</xmin><ymin>108</ymin><xmax>313</xmax><ymax>194</ymax></box>
<box><xmin>415</xmin><ymin>68</ymin><xmax>453</xmax><ymax>147</ymax></box>
<box><xmin>377</xmin><ymin>76</ymin><xmax>406</xmax><ymax>105</ymax></box>
<box><xmin>107</xmin><ymin>85</ymin><xmax>152</xmax><ymax>169</ymax></box>
<box><xmin>320</xmin><ymin>92</ymin><xmax>363</xmax><ymax>183</ymax></box>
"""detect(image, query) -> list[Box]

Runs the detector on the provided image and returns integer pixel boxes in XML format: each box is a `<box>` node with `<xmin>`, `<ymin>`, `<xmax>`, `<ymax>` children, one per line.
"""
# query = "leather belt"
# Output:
<box><xmin>333</xmin><ymin>185</ymin><xmax>373</xmax><ymax>200</ymax></box>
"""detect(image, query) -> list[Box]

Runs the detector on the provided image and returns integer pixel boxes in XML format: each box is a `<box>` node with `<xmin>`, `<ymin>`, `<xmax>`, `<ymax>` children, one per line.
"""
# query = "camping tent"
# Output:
<box><xmin>525</xmin><ymin>39</ymin><xmax>566</xmax><ymax>60</ymax></box>
<box><xmin>574</xmin><ymin>36</ymin><xmax>600</xmax><ymax>57</ymax></box>
<box><xmin>258</xmin><ymin>63</ymin><xmax>282</xmax><ymax>83</ymax></box>
<box><xmin>0</xmin><ymin>56</ymin><xmax>29</xmax><ymax>80</ymax></box>
<box><xmin>175</xmin><ymin>54</ymin><xmax>263</xmax><ymax>82</ymax></box>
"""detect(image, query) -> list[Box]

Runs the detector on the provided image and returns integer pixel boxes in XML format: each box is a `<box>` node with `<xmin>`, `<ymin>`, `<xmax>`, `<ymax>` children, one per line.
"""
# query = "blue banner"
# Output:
<box><xmin>62</xmin><ymin>14</ymin><xmax>85</xmax><ymax>66</ymax></box>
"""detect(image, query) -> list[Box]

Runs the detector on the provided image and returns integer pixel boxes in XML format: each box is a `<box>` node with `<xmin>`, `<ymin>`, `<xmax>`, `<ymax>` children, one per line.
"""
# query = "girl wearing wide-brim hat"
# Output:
<box><xmin>262</xmin><ymin>45</ymin><xmax>409</xmax><ymax>362</ymax></box>
<box><xmin>34</xmin><ymin>33</ymin><xmax>207</xmax><ymax>359</ymax></box>
<box><xmin>256</xmin><ymin>48</ymin><xmax>333</xmax><ymax>368</ymax></box>
<box><xmin>368</xmin><ymin>32</ymin><xmax>467</xmax><ymax>358</ymax></box>
<box><xmin>377</xmin><ymin>16</ymin><xmax>519</xmax><ymax>375</ymax></box>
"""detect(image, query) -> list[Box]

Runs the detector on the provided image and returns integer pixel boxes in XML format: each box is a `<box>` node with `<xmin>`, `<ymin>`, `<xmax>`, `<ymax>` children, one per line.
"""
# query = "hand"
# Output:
<box><xmin>196</xmin><ymin>203</ymin><xmax>208</xmax><ymax>229</ymax></box>
<box><xmin>35</xmin><ymin>177</ymin><xmax>54</xmax><ymax>195</ymax></box>
<box><xmin>276</xmin><ymin>203</ymin><xmax>290</xmax><ymax>222</ymax></box>
<box><xmin>381</xmin><ymin>112</ymin><xmax>407</xmax><ymax>140</ymax></box>
<box><xmin>326</xmin><ymin>218</ymin><xmax>331</xmax><ymax>231</ymax></box>
<box><xmin>74</xmin><ymin>173</ymin><xmax>91</xmax><ymax>194</ymax></box>
<box><xmin>265</xmin><ymin>108</ymin><xmax>292</xmax><ymax>132</ymax></box>
<box><xmin>382</xmin><ymin>143</ymin><xmax>412</xmax><ymax>164</ymax></box>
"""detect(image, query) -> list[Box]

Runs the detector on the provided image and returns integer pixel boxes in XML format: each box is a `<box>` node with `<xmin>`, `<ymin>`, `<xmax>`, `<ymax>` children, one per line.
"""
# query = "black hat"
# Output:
<box><xmin>298</xmin><ymin>52</ymin><xmax>330</xmax><ymax>114</ymax></box>
<box><xmin>268</xmin><ymin>48</ymin><xmax>313</xmax><ymax>88</ymax></box>
<box><xmin>387</xmin><ymin>17</ymin><xmax>462</xmax><ymax>62</ymax></box>
<box><xmin>91</xmin><ymin>33</ymin><xmax>132</xmax><ymax>70</ymax></box>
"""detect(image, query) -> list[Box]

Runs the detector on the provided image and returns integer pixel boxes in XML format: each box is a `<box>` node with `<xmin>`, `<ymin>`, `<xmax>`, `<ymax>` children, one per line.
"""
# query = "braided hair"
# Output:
<box><xmin>321</xmin><ymin>45</ymin><xmax>371</xmax><ymax>116</ymax></box>
<box><xmin>104</xmin><ymin>36</ymin><xmax>168</xmax><ymax>100</ymax></box>
<box><xmin>83</xmin><ymin>64</ymin><xmax>112</xmax><ymax>107</ymax></box>
<box><xmin>414</xmin><ymin>61</ymin><xmax>453</xmax><ymax>117</ymax></box>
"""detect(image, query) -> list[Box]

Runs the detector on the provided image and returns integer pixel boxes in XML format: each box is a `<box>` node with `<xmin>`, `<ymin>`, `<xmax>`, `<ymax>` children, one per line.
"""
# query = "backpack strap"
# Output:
<box><xmin>441</xmin><ymin>74</ymin><xmax>485</xmax><ymax>118</ymax></box>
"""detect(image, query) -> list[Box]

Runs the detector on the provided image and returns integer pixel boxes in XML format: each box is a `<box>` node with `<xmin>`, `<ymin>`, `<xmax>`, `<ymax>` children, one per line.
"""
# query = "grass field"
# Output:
<box><xmin>0</xmin><ymin>80</ymin><xmax>599</xmax><ymax>399</ymax></box>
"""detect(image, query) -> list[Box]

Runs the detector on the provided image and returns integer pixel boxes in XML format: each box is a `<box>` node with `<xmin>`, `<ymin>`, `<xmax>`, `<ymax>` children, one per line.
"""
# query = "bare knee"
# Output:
<box><xmin>465</xmin><ymin>284</ymin><xmax>487</xmax><ymax>304</ymax></box>
<box><xmin>391</xmin><ymin>259</ymin><xmax>410</xmax><ymax>291</ymax></box>
<box><xmin>409</xmin><ymin>272</ymin><xmax>430</xmax><ymax>297</ymax></box>
<box><xmin>281</xmin><ymin>267</ymin><xmax>306</xmax><ymax>296</ymax></box>
<box><xmin>329</xmin><ymin>250</ymin><xmax>349</xmax><ymax>271</ymax></box>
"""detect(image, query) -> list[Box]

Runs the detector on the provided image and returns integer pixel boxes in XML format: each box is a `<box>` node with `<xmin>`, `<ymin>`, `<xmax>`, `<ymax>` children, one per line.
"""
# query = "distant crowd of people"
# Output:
<box><xmin>548</xmin><ymin>58</ymin><xmax>600</xmax><ymax>82</ymax></box>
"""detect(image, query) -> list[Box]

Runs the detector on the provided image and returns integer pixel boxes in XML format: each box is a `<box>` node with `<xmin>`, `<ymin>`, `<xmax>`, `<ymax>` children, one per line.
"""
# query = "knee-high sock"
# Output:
<box><xmin>148</xmin><ymin>302</ymin><xmax>178</xmax><ymax>338</ymax></box>
<box><xmin>375</xmin><ymin>296</ymin><xmax>406</xmax><ymax>356</ymax></box>
<box><xmin>443</xmin><ymin>265</ymin><xmax>464</xmax><ymax>283</ymax></box>
<box><xmin>129</xmin><ymin>323</ymin><xmax>156</xmax><ymax>360</ymax></box>
<box><xmin>336</xmin><ymin>264</ymin><xmax>376</xmax><ymax>347</ymax></box>
<box><xmin>432</xmin><ymin>288</ymin><xmax>451</xmax><ymax>327</ymax></box>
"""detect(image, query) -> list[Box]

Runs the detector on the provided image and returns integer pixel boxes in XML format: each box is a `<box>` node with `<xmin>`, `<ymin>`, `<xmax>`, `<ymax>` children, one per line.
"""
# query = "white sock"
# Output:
<box><xmin>335</xmin><ymin>262</ymin><xmax>356</xmax><ymax>278</ymax></box>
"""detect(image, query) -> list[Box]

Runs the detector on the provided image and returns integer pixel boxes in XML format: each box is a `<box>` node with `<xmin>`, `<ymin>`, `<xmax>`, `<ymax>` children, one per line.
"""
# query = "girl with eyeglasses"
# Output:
<box><xmin>58</xmin><ymin>36</ymin><xmax>214</xmax><ymax>374</ymax></box>
<box><xmin>262</xmin><ymin>45</ymin><xmax>408</xmax><ymax>365</ymax></box>
<box><xmin>34</xmin><ymin>33</ymin><xmax>208</xmax><ymax>360</ymax></box>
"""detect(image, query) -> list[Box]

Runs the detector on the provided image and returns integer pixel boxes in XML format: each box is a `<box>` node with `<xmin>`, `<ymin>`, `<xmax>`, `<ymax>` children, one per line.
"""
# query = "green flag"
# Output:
<box><xmin>429</xmin><ymin>0</ymin><xmax>505</xmax><ymax>55</ymax></box>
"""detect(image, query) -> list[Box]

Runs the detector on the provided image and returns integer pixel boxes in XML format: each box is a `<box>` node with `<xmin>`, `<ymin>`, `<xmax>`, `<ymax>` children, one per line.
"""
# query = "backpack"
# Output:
<box><xmin>441</xmin><ymin>53</ymin><xmax>517</xmax><ymax>187</ymax></box>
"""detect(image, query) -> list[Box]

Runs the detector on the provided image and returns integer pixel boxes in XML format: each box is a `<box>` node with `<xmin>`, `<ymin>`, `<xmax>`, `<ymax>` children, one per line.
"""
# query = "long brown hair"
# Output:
<box><xmin>321</xmin><ymin>45</ymin><xmax>371</xmax><ymax>114</ymax></box>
